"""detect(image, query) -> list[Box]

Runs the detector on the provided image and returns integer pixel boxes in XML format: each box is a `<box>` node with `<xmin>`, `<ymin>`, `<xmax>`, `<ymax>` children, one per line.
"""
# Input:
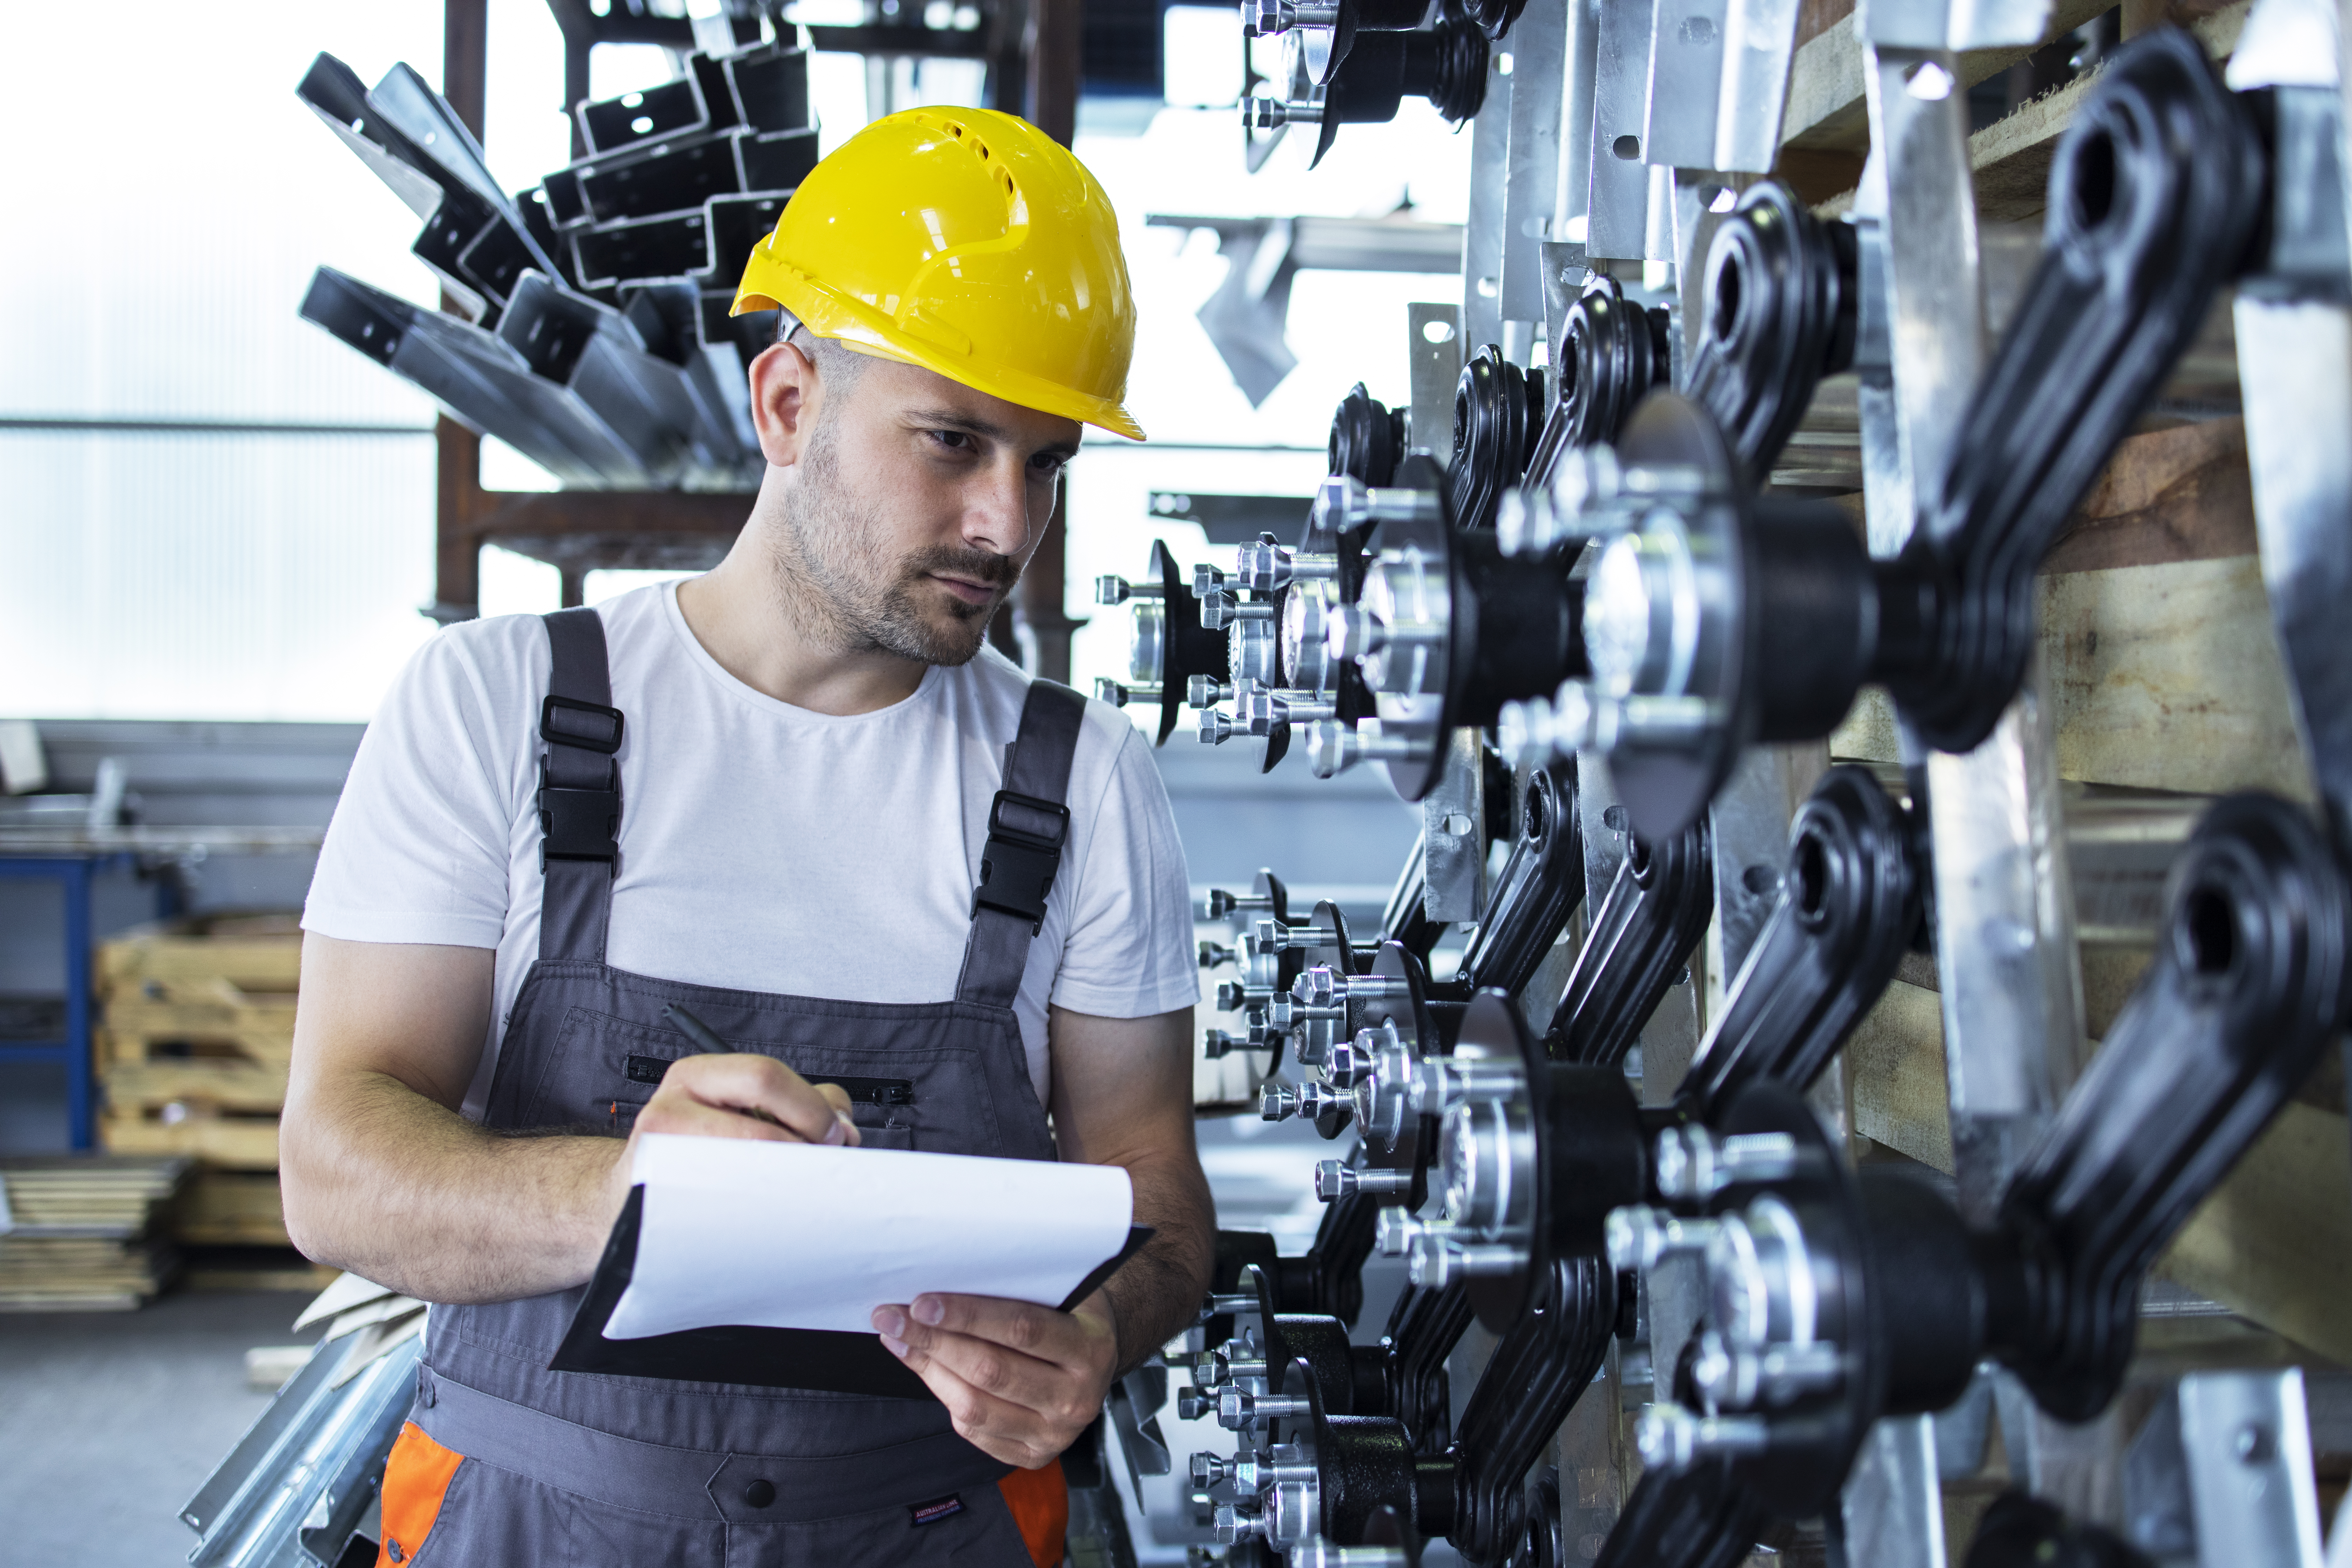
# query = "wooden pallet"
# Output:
<box><xmin>98</xmin><ymin>979</ymin><xmax>296</xmax><ymax>1071</ymax></box>
<box><xmin>100</xmin><ymin>1107</ymin><xmax>280</xmax><ymax>1170</ymax></box>
<box><xmin>175</xmin><ymin>1170</ymin><xmax>291</xmax><ymax>1247</ymax></box>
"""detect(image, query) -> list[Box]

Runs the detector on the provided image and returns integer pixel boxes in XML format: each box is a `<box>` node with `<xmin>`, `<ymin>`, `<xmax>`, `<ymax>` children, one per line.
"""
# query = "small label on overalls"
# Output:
<box><xmin>909</xmin><ymin>1495</ymin><xmax>964</xmax><ymax>1526</ymax></box>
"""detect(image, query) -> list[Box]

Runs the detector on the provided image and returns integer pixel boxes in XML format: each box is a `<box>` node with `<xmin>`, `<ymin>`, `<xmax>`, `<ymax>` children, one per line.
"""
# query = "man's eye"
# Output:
<box><xmin>930</xmin><ymin>429</ymin><xmax>974</xmax><ymax>453</ymax></box>
<box><xmin>1030</xmin><ymin>455</ymin><xmax>1068</xmax><ymax>479</ymax></box>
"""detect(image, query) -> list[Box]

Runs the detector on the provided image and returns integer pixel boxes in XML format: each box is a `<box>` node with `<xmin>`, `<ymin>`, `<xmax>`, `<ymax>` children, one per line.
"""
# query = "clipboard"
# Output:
<box><xmin>550</xmin><ymin>1186</ymin><xmax>1154</xmax><ymax>1401</ymax></box>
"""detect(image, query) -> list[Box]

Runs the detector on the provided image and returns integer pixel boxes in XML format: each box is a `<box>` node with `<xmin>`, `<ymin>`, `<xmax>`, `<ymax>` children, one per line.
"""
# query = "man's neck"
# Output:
<box><xmin>673</xmin><ymin>520</ymin><xmax>932</xmax><ymax>718</ymax></box>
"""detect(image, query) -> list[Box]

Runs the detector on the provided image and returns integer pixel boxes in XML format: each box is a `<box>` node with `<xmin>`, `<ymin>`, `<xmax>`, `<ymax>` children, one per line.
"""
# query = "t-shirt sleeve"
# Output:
<box><xmin>1048</xmin><ymin>719</ymin><xmax>1199</xmax><ymax>1020</ymax></box>
<box><xmin>301</xmin><ymin>625</ymin><xmax>531</xmax><ymax>950</ymax></box>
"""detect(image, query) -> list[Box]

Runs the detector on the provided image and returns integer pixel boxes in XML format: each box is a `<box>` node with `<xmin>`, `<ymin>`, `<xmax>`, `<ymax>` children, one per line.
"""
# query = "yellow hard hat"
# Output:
<box><xmin>733</xmin><ymin>107</ymin><xmax>1144</xmax><ymax>441</ymax></box>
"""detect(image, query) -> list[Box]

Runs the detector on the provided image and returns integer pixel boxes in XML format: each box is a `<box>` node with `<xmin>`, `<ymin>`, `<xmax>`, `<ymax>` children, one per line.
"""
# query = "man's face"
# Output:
<box><xmin>759</xmin><ymin>343</ymin><xmax>1083</xmax><ymax>666</ymax></box>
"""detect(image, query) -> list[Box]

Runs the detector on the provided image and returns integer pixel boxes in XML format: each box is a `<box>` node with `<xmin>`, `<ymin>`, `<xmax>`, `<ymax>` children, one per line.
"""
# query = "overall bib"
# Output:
<box><xmin>373</xmin><ymin>608</ymin><xmax>1087</xmax><ymax>1567</ymax></box>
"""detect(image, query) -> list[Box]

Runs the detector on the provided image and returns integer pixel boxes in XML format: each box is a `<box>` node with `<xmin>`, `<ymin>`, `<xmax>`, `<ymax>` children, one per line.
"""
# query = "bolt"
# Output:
<box><xmin>1215</xmin><ymin>981</ymin><xmax>1249</xmax><ymax>1012</ymax></box>
<box><xmin>1178</xmin><ymin>1390</ymin><xmax>1213</xmax><ymax>1420</ymax></box>
<box><xmin>1261</xmin><ymin>1082</ymin><xmax>1300</xmax><ymax>1122</ymax></box>
<box><xmin>1203</xmin><ymin>1029</ymin><xmax>1253</xmax><ymax>1059</ymax></box>
<box><xmin>1204</xmin><ymin>888</ymin><xmax>1270</xmax><ymax>920</ymax></box>
<box><xmin>1094</xmin><ymin>574</ymin><xmax>1140</xmax><ymax>606</ymax></box>
<box><xmin>1604</xmin><ymin>1205</ymin><xmax>1722</xmax><ymax>1272</ymax></box>
<box><xmin>1632</xmin><ymin>1404</ymin><xmax>1771</xmax><ymax>1472</ymax></box>
<box><xmin>1372</xmin><ymin>1206</ymin><xmax>1423</xmax><ymax>1258</ymax></box>
<box><xmin>1243</xmin><ymin>96</ymin><xmax>1322</xmax><ymax>130</ymax></box>
<box><xmin>1188</xmin><ymin>674</ymin><xmax>1233</xmax><ymax>707</ymax></box>
<box><xmin>1653</xmin><ymin>1128</ymin><xmax>1800</xmax><ymax>1201</ymax></box>
<box><xmin>1323</xmin><ymin>604</ymin><xmax>1382</xmax><ymax>663</ymax></box>
<box><xmin>1689</xmin><ymin>1329</ymin><xmax>1843</xmax><ymax>1410</ymax></box>
<box><xmin>1217</xmin><ymin>1386</ymin><xmax>1309</xmax><ymax>1430</ymax></box>
<box><xmin>1199</xmin><ymin>706</ymin><xmax>1239</xmax><ymax>745</ymax></box>
<box><xmin>1211</xmin><ymin>1502</ymin><xmax>1265</xmax><ymax>1544</ymax></box>
<box><xmin>1192</xmin><ymin>1451</ymin><xmax>1227</xmax><ymax>1487</ymax></box>
<box><xmin>1314</xmin><ymin>1160</ymin><xmax>1412</xmax><ymax>1201</ymax></box>
<box><xmin>1094</xmin><ymin>678</ymin><xmax>1161</xmax><ymax>707</ymax></box>
<box><xmin>1199</xmin><ymin>940</ymin><xmax>1237</xmax><ymax>969</ymax></box>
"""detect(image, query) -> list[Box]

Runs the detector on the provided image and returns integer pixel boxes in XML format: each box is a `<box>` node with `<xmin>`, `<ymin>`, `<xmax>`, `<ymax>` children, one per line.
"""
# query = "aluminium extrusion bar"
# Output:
<box><xmin>300</xmin><ymin>266</ymin><xmax>653</xmax><ymax>489</ymax></box>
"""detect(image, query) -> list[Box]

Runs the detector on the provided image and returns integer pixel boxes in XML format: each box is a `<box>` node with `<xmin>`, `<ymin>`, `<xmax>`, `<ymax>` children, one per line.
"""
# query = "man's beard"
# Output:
<box><xmin>767</xmin><ymin>425</ymin><xmax>1021</xmax><ymax>666</ymax></box>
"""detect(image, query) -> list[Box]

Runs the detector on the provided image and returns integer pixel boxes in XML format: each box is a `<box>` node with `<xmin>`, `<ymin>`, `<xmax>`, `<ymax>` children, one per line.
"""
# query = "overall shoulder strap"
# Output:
<box><xmin>537</xmin><ymin>607</ymin><xmax>624</xmax><ymax>964</ymax></box>
<box><xmin>955</xmin><ymin>679</ymin><xmax>1088</xmax><ymax>1008</ymax></box>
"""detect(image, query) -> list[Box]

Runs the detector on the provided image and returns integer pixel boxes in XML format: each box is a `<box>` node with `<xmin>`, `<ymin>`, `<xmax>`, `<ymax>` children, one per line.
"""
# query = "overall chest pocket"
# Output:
<box><xmin>606</xmin><ymin>1055</ymin><xmax>916</xmax><ymax>1148</ymax></box>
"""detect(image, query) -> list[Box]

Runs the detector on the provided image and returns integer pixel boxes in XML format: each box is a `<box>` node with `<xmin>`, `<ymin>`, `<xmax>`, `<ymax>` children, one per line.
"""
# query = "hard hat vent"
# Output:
<box><xmin>923</xmin><ymin>113</ymin><xmax>1021</xmax><ymax>217</ymax></box>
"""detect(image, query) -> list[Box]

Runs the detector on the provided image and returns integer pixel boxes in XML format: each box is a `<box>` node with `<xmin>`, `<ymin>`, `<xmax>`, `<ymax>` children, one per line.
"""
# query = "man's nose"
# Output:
<box><xmin>960</xmin><ymin>460</ymin><xmax>1040</xmax><ymax>560</ymax></box>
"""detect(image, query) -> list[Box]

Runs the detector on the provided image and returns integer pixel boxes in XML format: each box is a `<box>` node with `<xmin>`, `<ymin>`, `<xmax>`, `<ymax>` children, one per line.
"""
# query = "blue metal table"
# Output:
<box><xmin>0</xmin><ymin>826</ymin><xmax>326</xmax><ymax>1152</ymax></box>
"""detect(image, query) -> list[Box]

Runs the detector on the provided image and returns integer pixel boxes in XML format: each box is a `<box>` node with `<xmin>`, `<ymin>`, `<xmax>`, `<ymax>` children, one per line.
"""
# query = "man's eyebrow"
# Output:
<box><xmin>906</xmin><ymin>407</ymin><xmax>1082</xmax><ymax>462</ymax></box>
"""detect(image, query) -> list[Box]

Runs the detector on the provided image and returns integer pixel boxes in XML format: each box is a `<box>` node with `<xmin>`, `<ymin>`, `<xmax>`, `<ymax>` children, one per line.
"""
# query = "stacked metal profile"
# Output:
<box><xmin>182</xmin><ymin>1275</ymin><xmax>429</xmax><ymax>1568</ymax></box>
<box><xmin>295</xmin><ymin>38</ymin><xmax>818</xmax><ymax>491</ymax></box>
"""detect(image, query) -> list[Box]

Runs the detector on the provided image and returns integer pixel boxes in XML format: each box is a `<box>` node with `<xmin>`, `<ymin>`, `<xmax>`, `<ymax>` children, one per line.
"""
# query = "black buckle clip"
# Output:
<box><xmin>538</xmin><ymin>768</ymin><xmax>621</xmax><ymax>868</ymax></box>
<box><xmin>972</xmin><ymin>790</ymin><xmax>1070</xmax><ymax>933</ymax></box>
<box><xmin>541</xmin><ymin>694</ymin><xmax>624</xmax><ymax>755</ymax></box>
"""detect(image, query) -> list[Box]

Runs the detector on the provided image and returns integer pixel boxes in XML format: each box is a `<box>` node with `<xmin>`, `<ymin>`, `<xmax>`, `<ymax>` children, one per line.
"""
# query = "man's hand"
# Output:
<box><xmin>621</xmin><ymin>1054</ymin><xmax>862</xmax><ymax>1206</ymax></box>
<box><xmin>872</xmin><ymin>1292</ymin><xmax>1119</xmax><ymax>1468</ymax></box>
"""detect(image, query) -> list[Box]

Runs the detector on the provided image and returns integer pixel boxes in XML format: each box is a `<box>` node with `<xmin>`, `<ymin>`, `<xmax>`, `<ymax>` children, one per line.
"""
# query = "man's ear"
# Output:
<box><xmin>747</xmin><ymin>338</ymin><xmax>820</xmax><ymax>468</ymax></box>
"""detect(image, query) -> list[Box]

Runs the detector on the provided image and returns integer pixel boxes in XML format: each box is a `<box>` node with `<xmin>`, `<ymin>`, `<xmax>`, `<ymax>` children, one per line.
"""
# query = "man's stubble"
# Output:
<box><xmin>766</xmin><ymin>417</ymin><xmax>1022</xmax><ymax>667</ymax></box>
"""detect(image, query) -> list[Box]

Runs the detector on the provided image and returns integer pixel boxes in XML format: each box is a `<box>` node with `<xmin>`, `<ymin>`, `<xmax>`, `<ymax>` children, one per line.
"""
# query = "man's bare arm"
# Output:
<box><xmin>281</xmin><ymin>933</ymin><xmax>857</xmax><ymax>1304</ymax></box>
<box><xmin>1048</xmin><ymin>1004</ymin><xmax>1215</xmax><ymax>1371</ymax></box>
<box><xmin>874</xmin><ymin>1004</ymin><xmax>1214</xmax><ymax>1466</ymax></box>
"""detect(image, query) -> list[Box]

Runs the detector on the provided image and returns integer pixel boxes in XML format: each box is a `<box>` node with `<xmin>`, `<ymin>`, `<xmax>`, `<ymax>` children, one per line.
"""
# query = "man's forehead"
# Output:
<box><xmin>845</xmin><ymin>346</ymin><xmax>1083</xmax><ymax>451</ymax></box>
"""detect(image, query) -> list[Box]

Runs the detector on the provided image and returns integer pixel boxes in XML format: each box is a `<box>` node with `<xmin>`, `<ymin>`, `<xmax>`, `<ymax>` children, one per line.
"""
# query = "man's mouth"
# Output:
<box><xmin>929</xmin><ymin>573</ymin><xmax>1000</xmax><ymax>606</ymax></box>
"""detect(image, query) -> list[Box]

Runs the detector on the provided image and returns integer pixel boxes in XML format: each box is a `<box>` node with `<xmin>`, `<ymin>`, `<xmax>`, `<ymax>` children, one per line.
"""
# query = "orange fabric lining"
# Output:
<box><xmin>997</xmin><ymin>1457</ymin><xmax>1068</xmax><ymax>1568</ymax></box>
<box><xmin>376</xmin><ymin>1422</ymin><xmax>465</xmax><ymax>1567</ymax></box>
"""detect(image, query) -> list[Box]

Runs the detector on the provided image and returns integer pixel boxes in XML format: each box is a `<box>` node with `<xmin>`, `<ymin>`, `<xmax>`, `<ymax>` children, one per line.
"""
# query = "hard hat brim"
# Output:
<box><xmin>735</xmin><ymin>276</ymin><xmax>1147</xmax><ymax>443</ymax></box>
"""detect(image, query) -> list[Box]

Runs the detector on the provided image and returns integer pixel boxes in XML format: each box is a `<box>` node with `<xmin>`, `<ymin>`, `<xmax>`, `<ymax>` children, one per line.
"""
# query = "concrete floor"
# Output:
<box><xmin>0</xmin><ymin>1290</ymin><xmax>322</xmax><ymax>1568</ymax></box>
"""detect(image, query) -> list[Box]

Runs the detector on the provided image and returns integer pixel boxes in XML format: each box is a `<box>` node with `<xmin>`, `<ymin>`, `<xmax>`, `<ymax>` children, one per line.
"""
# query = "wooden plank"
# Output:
<box><xmin>98</xmin><ymin>925</ymin><xmax>301</xmax><ymax>994</ymax></box>
<box><xmin>2158</xmin><ymin>1103</ymin><xmax>2352</xmax><ymax>1366</ymax></box>
<box><xmin>1847</xmin><ymin>980</ymin><xmax>1955</xmax><ymax>1170</ymax></box>
<box><xmin>2043</xmin><ymin>419</ymin><xmax>2257</xmax><ymax>574</ymax></box>
<box><xmin>1779</xmin><ymin>0</ymin><xmax>2116</xmax><ymax>155</ymax></box>
<box><xmin>1969</xmin><ymin>1</ymin><xmax>2253</xmax><ymax>220</ymax></box>
<box><xmin>2042</xmin><ymin>556</ymin><xmax>2316</xmax><ymax>801</ymax></box>
<box><xmin>100</xmin><ymin>1111</ymin><xmax>280</xmax><ymax>1171</ymax></box>
<box><xmin>103</xmin><ymin>1059</ymin><xmax>287</xmax><ymax>1114</ymax></box>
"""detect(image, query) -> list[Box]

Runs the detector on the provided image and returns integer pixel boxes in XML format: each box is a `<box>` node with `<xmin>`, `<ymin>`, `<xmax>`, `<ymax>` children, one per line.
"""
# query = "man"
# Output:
<box><xmin>281</xmin><ymin>106</ymin><xmax>1213</xmax><ymax>1567</ymax></box>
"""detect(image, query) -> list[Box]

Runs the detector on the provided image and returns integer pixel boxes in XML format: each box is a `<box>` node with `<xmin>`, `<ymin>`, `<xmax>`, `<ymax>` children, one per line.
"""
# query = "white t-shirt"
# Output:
<box><xmin>302</xmin><ymin>583</ymin><xmax>1198</xmax><ymax>1118</ymax></box>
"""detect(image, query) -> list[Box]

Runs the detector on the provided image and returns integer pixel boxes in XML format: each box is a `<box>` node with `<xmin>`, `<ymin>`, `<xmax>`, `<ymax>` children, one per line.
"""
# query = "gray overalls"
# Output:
<box><xmin>400</xmin><ymin>607</ymin><xmax>1085</xmax><ymax>1566</ymax></box>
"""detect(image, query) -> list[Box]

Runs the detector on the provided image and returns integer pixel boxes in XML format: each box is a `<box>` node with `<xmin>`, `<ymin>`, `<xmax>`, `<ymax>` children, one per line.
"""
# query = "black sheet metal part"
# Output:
<box><xmin>1287</xmin><ymin>1359</ymin><xmax>1461</xmax><ymax>1544</ymax></box>
<box><xmin>574</xmin><ymin>210</ymin><xmax>714</xmax><ymax>292</ymax></box>
<box><xmin>737</xmin><ymin>126</ymin><xmax>822</xmax><ymax>194</ymax></box>
<box><xmin>1524</xmin><ymin>276</ymin><xmax>1672</xmax><ymax>486</ymax></box>
<box><xmin>622</xmin><ymin>282</ymin><xmax>758</xmax><ymax>470</ymax></box>
<box><xmin>1673</xmin><ymin>766</ymin><xmax>1922</xmax><ymax>1120</ymax></box>
<box><xmin>1310</xmin><ymin>20</ymin><xmax>1490</xmax><ymax>166</ymax></box>
<box><xmin>577</xmin><ymin>69</ymin><xmax>725</xmax><ymax>158</ymax></box>
<box><xmin>726</xmin><ymin>43</ymin><xmax>812</xmax><ymax>134</ymax></box>
<box><xmin>702</xmin><ymin>192</ymin><xmax>793</xmax><ymax>292</ymax></box>
<box><xmin>1448</xmin><ymin>346</ymin><xmax>1545</xmax><ymax>532</ymax></box>
<box><xmin>1452</xmin><ymin>761</ymin><xmax>1584</xmax><ymax>999</ymax></box>
<box><xmin>1961</xmin><ymin>1491</ymin><xmax>2157</xmax><ymax>1568</ymax></box>
<box><xmin>1887</xmin><ymin>28</ymin><xmax>2267</xmax><ymax>754</ymax></box>
<box><xmin>1682</xmin><ymin>180</ymin><xmax>1858</xmax><ymax>484</ymax></box>
<box><xmin>300</xmin><ymin>266</ymin><xmax>653</xmax><ymax>488</ymax></box>
<box><xmin>1544</xmin><ymin>818</ymin><xmax>1715</xmax><ymax>1068</ymax></box>
<box><xmin>578</xmin><ymin>131</ymin><xmax>748</xmax><ymax>225</ymax></box>
<box><xmin>1590</xmin><ymin>1460</ymin><xmax>1768</xmax><ymax>1568</ymax></box>
<box><xmin>297</xmin><ymin>54</ymin><xmax>561</xmax><ymax>326</ymax></box>
<box><xmin>1994</xmin><ymin>791</ymin><xmax>2350</xmax><ymax>1421</ymax></box>
<box><xmin>1332</xmin><ymin>382</ymin><xmax>1410</xmax><ymax>488</ymax></box>
<box><xmin>497</xmin><ymin>271</ymin><xmax>731</xmax><ymax>486</ymax></box>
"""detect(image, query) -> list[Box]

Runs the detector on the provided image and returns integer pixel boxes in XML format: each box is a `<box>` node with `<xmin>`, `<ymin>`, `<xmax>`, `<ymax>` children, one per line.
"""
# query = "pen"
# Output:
<box><xmin>660</xmin><ymin>1003</ymin><xmax>788</xmax><ymax>1130</ymax></box>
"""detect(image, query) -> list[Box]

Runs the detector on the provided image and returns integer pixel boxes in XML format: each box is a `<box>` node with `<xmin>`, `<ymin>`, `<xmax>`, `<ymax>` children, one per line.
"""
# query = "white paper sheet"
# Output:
<box><xmin>603</xmin><ymin>1134</ymin><xmax>1135</xmax><ymax>1340</ymax></box>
